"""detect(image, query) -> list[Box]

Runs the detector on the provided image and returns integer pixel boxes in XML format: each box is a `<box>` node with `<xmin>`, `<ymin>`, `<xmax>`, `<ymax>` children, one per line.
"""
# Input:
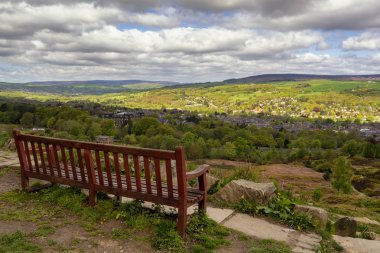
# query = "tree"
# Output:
<box><xmin>101</xmin><ymin>119</ymin><xmax>116</xmax><ymax>136</ymax></box>
<box><xmin>20</xmin><ymin>112</ymin><xmax>34</xmax><ymax>128</ymax></box>
<box><xmin>332</xmin><ymin>156</ymin><xmax>353</xmax><ymax>194</ymax></box>
<box><xmin>131</xmin><ymin>117</ymin><xmax>160</xmax><ymax>135</ymax></box>
<box><xmin>86</xmin><ymin>122</ymin><xmax>102</xmax><ymax>140</ymax></box>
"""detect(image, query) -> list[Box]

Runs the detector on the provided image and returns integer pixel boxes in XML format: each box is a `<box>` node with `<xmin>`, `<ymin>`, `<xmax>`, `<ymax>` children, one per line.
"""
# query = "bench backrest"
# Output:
<box><xmin>13</xmin><ymin>129</ymin><xmax>187</xmax><ymax>201</ymax></box>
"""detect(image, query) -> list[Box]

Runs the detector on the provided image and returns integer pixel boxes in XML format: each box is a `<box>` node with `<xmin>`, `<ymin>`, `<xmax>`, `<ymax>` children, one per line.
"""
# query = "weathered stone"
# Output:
<box><xmin>294</xmin><ymin>205</ymin><xmax>328</xmax><ymax>229</ymax></box>
<box><xmin>334</xmin><ymin>217</ymin><xmax>357</xmax><ymax>237</ymax></box>
<box><xmin>193</xmin><ymin>174</ymin><xmax>220</xmax><ymax>191</ymax></box>
<box><xmin>206</xmin><ymin>174</ymin><xmax>220</xmax><ymax>191</ymax></box>
<box><xmin>333</xmin><ymin>235</ymin><xmax>380</xmax><ymax>253</ymax></box>
<box><xmin>213</xmin><ymin>179</ymin><xmax>276</xmax><ymax>204</ymax></box>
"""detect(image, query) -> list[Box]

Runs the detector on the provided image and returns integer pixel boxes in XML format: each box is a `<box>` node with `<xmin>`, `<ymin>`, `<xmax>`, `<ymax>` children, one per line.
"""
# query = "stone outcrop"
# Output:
<box><xmin>334</xmin><ymin>217</ymin><xmax>357</xmax><ymax>237</ymax></box>
<box><xmin>293</xmin><ymin>205</ymin><xmax>328</xmax><ymax>229</ymax></box>
<box><xmin>213</xmin><ymin>179</ymin><xmax>276</xmax><ymax>204</ymax></box>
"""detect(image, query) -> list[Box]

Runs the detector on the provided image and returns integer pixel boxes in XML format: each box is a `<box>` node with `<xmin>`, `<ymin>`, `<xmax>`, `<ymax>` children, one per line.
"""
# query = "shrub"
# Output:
<box><xmin>312</xmin><ymin>189</ymin><xmax>323</xmax><ymax>202</ymax></box>
<box><xmin>332</xmin><ymin>157</ymin><xmax>353</xmax><ymax>194</ymax></box>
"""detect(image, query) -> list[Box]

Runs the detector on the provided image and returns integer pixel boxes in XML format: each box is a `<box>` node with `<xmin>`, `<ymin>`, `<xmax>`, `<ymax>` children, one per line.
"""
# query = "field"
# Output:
<box><xmin>1</xmin><ymin>79</ymin><xmax>379</xmax><ymax>121</ymax></box>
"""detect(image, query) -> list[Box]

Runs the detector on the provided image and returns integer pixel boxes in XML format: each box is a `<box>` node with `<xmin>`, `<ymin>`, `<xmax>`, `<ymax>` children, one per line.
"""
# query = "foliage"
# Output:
<box><xmin>316</xmin><ymin>239</ymin><xmax>343</xmax><ymax>253</ymax></box>
<box><xmin>186</xmin><ymin>211</ymin><xmax>230</xmax><ymax>253</ymax></box>
<box><xmin>332</xmin><ymin>157</ymin><xmax>353</xmax><ymax>193</ymax></box>
<box><xmin>248</xmin><ymin>239</ymin><xmax>291</xmax><ymax>253</ymax></box>
<box><xmin>152</xmin><ymin>219</ymin><xmax>185</xmax><ymax>252</ymax></box>
<box><xmin>313</xmin><ymin>189</ymin><xmax>323</xmax><ymax>202</ymax></box>
<box><xmin>0</xmin><ymin>231</ymin><xmax>41</xmax><ymax>253</ymax></box>
<box><xmin>235</xmin><ymin>192</ymin><xmax>315</xmax><ymax>231</ymax></box>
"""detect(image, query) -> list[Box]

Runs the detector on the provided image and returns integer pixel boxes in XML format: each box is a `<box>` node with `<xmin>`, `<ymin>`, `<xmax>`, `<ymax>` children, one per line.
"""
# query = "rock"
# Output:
<box><xmin>294</xmin><ymin>205</ymin><xmax>328</xmax><ymax>229</ymax></box>
<box><xmin>206</xmin><ymin>174</ymin><xmax>220</xmax><ymax>192</ymax></box>
<box><xmin>191</xmin><ymin>174</ymin><xmax>220</xmax><ymax>192</ymax></box>
<box><xmin>333</xmin><ymin>235</ymin><xmax>380</xmax><ymax>253</ymax></box>
<box><xmin>213</xmin><ymin>179</ymin><xmax>276</xmax><ymax>204</ymax></box>
<box><xmin>334</xmin><ymin>217</ymin><xmax>357</xmax><ymax>237</ymax></box>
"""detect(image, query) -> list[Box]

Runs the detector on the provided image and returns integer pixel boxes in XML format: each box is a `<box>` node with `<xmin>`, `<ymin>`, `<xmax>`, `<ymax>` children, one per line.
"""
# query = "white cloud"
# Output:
<box><xmin>342</xmin><ymin>32</ymin><xmax>380</xmax><ymax>50</ymax></box>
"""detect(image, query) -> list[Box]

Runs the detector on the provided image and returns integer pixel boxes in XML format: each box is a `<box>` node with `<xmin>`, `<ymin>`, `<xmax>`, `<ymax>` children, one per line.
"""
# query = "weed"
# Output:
<box><xmin>248</xmin><ymin>239</ymin><xmax>291</xmax><ymax>253</ymax></box>
<box><xmin>111</xmin><ymin>228</ymin><xmax>131</xmax><ymax>240</ymax></box>
<box><xmin>152</xmin><ymin>219</ymin><xmax>185</xmax><ymax>253</ymax></box>
<box><xmin>0</xmin><ymin>231</ymin><xmax>42</xmax><ymax>253</ymax></box>
<box><xmin>313</xmin><ymin>189</ymin><xmax>323</xmax><ymax>202</ymax></box>
<box><xmin>186</xmin><ymin>211</ymin><xmax>230</xmax><ymax>252</ymax></box>
<box><xmin>235</xmin><ymin>192</ymin><xmax>315</xmax><ymax>231</ymax></box>
<box><xmin>35</xmin><ymin>225</ymin><xmax>56</xmax><ymax>237</ymax></box>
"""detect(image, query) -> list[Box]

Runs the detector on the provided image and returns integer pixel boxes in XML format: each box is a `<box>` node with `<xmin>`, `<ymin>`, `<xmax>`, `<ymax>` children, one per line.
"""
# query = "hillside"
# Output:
<box><xmin>1</xmin><ymin>79</ymin><xmax>379</xmax><ymax>122</ymax></box>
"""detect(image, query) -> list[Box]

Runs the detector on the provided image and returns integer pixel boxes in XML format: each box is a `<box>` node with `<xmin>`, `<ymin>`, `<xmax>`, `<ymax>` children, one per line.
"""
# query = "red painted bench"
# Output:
<box><xmin>13</xmin><ymin>129</ymin><xmax>209</xmax><ymax>237</ymax></box>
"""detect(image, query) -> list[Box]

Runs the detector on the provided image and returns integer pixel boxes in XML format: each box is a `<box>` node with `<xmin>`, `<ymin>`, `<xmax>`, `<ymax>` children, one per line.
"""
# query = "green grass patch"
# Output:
<box><xmin>248</xmin><ymin>239</ymin><xmax>291</xmax><ymax>253</ymax></box>
<box><xmin>0</xmin><ymin>231</ymin><xmax>42</xmax><ymax>253</ymax></box>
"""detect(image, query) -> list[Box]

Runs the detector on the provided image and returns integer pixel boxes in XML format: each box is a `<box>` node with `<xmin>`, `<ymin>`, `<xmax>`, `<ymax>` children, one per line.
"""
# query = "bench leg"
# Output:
<box><xmin>21</xmin><ymin>175</ymin><xmax>29</xmax><ymax>191</ymax></box>
<box><xmin>177</xmin><ymin>205</ymin><xmax>187</xmax><ymax>238</ymax></box>
<box><xmin>88</xmin><ymin>189</ymin><xmax>97</xmax><ymax>206</ymax></box>
<box><xmin>198</xmin><ymin>174</ymin><xmax>207</xmax><ymax>211</ymax></box>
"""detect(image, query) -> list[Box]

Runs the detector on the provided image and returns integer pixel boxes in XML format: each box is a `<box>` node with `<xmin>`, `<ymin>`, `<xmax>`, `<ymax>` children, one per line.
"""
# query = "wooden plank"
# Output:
<box><xmin>113</xmin><ymin>152</ymin><xmax>123</xmax><ymax>193</ymax></box>
<box><xmin>154</xmin><ymin>159</ymin><xmax>162</xmax><ymax>196</ymax></box>
<box><xmin>68</xmin><ymin>148</ymin><xmax>77</xmax><ymax>180</ymax></box>
<box><xmin>84</xmin><ymin>149</ymin><xmax>96</xmax><ymax>206</ymax></box>
<box><xmin>45</xmin><ymin>144</ymin><xmax>55</xmax><ymax>176</ymax></box>
<box><xmin>30</xmin><ymin>142</ymin><xmax>40</xmax><ymax>173</ymax></box>
<box><xmin>60</xmin><ymin>147</ymin><xmax>70</xmax><ymax>178</ymax></box>
<box><xmin>122</xmin><ymin>154</ymin><xmax>132</xmax><ymax>191</ymax></box>
<box><xmin>165</xmin><ymin>159</ymin><xmax>173</xmax><ymax>198</ymax></box>
<box><xmin>53</xmin><ymin>144</ymin><xmax>62</xmax><ymax>177</ymax></box>
<box><xmin>17</xmin><ymin>134</ymin><xmax>176</xmax><ymax>159</ymax></box>
<box><xmin>143</xmin><ymin>156</ymin><xmax>152</xmax><ymax>194</ymax></box>
<box><xmin>37</xmin><ymin>143</ymin><xmax>47</xmax><ymax>174</ymax></box>
<box><xmin>23</xmin><ymin>141</ymin><xmax>33</xmax><ymax>172</ymax></box>
<box><xmin>95</xmin><ymin>150</ymin><xmax>104</xmax><ymax>186</ymax></box>
<box><xmin>76</xmin><ymin>148</ymin><xmax>86</xmax><ymax>182</ymax></box>
<box><xmin>104</xmin><ymin>151</ymin><xmax>113</xmax><ymax>187</ymax></box>
<box><xmin>133</xmin><ymin>155</ymin><xmax>141</xmax><ymax>192</ymax></box>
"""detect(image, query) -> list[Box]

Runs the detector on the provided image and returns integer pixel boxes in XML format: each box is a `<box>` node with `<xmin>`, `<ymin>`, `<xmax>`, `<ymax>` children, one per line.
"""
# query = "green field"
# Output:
<box><xmin>0</xmin><ymin>79</ymin><xmax>379</xmax><ymax>121</ymax></box>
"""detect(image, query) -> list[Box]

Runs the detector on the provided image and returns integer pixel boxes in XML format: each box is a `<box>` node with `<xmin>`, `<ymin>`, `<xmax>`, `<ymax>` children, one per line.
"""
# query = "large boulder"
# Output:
<box><xmin>294</xmin><ymin>205</ymin><xmax>328</xmax><ymax>229</ymax></box>
<box><xmin>334</xmin><ymin>217</ymin><xmax>357</xmax><ymax>237</ymax></box>
<box><xmin>213</xmin><ymin>179</ymin><xmax>276</xmax><ymax>204</ymax></box>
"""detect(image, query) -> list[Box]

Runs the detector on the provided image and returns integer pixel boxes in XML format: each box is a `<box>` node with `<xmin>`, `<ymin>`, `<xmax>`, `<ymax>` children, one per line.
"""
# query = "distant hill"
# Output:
<box><xmin>26</xmin><ymin>80</ymin><xmax>179</xmax><ymax>86</ymax></box>
<box><xmin>0</xmin><ymin>80</ymin><xmax>179</xmax><ymax>95</ymax></box>
<box><xmin>223</xmin><ymin>74</ymin><xmax>380</xmax><ymax>84</ymax></box>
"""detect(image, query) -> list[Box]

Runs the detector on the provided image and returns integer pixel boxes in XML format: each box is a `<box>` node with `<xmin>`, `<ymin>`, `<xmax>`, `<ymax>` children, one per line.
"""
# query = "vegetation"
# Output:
<box><xmin>0</xmin><ymin>231</ymin><xmax>41</xmax><ymax>253</ymax></box>
<box><xmin>0</xmin><ymin>79</ymin><xmax>379</xmax><ymax>121</ymax></box>
<box><xmin>0</xmin><ymin>185</ymin><xmax>230</xmax><ymax>252</ymax></box>
<box><xmin>248</xmin><ymin>239</ymin><xmax>291</xmax><ymax>253</ymax></box>
<box><xmin>234</xmin><ymin>192</ymin><xmax>315</xmax><ymax>231</ymax></box>
<box><xmin>332</xmin><ymin>157</ymin><xmax>353</xmax><ymax>194</ymax></box>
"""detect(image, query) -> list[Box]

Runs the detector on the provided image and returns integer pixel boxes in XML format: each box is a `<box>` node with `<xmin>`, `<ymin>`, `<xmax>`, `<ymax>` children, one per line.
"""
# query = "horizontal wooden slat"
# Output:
<box><xmin>17</xmin><ymin>134</ymin><xmax>176</xmax><ymax>159</ymax></box>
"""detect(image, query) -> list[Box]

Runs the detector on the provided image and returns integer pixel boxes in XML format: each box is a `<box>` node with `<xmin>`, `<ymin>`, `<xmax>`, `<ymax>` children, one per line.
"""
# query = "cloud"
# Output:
<box><xmin>0</xmin><ymin>0</ymin><xmax>378</xmax><ymax>83</ymax></box>
<box><xmin>342</xmin><ymin>32</ymin><xmax>380</xmax><ymax>50</ymax></box>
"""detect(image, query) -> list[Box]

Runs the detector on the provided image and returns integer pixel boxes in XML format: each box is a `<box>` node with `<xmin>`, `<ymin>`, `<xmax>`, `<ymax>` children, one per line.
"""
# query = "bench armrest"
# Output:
<box><xmin>186</xmin><ymin>164</ymin><xmax>209</xmax><ymax>180</ymax></box>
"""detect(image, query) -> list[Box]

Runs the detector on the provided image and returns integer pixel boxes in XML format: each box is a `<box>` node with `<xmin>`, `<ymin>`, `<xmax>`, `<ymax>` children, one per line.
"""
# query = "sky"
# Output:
<box><xmin>0</xmin><ymin>0</ymin><xmax>380</xmax><ymax>83</ymax></box>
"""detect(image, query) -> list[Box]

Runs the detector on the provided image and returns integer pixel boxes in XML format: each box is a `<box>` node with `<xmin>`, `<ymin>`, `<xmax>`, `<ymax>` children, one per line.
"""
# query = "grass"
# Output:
<box><xmin>0</xmin><ymin>185</ymin><xmax>231</xmax><ymax>252</ymax></box>
<box><xmin>0</xmin><ymin>231</ymin><xmax>42</xmax><ymax>253</ymax></box>
<box><xmin>248</xmin><ymin>239</ymin><xmax>291</xmax><ymax>253</ymax></box>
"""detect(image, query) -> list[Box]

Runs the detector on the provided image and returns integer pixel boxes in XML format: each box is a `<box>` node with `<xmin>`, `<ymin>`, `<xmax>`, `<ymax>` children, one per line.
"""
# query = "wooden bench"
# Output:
<box><xmin>13</xmin><ymin>129</ymin><xmax>209</xmax><ymax>237</ymax></box>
